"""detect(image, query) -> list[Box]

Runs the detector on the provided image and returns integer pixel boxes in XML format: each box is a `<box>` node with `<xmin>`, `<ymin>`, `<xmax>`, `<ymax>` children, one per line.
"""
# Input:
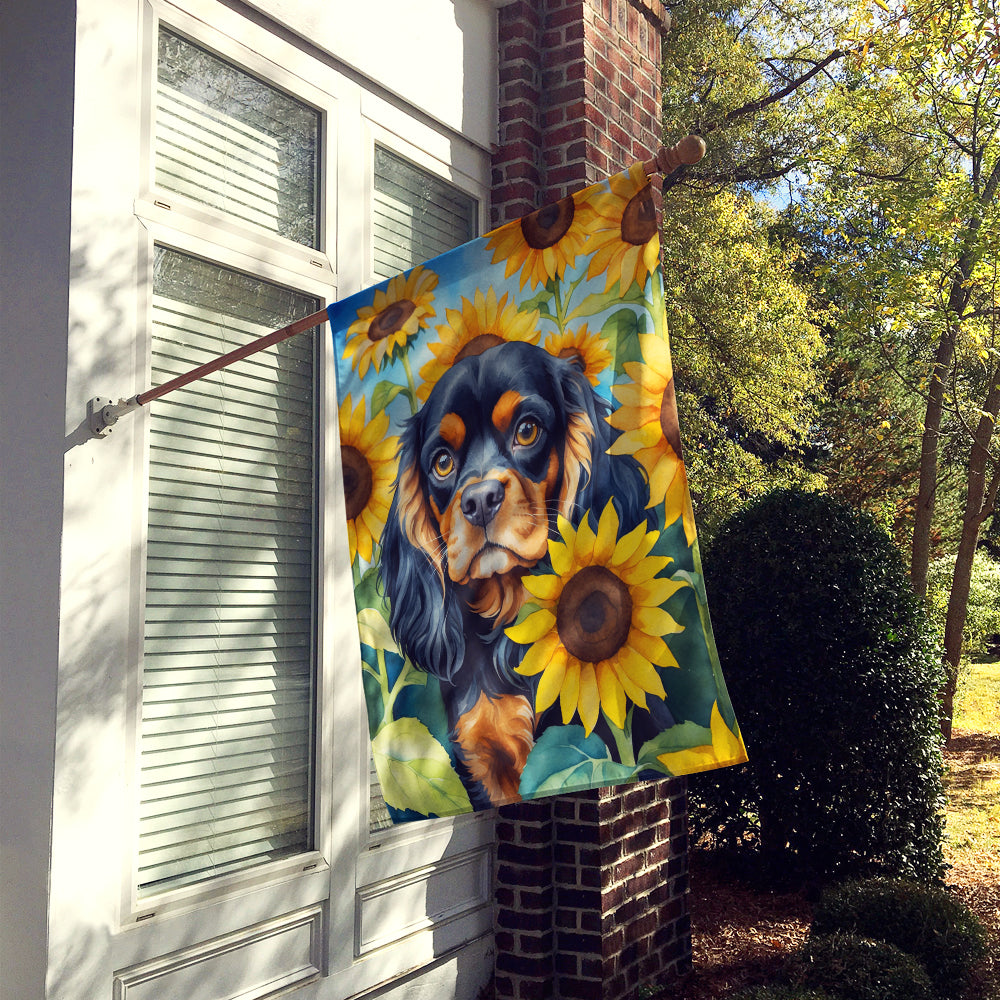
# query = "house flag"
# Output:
<box><xmin>329</xmin><ymin>161</ymin><xmax>747</xmax><ymax>822</ymax></box>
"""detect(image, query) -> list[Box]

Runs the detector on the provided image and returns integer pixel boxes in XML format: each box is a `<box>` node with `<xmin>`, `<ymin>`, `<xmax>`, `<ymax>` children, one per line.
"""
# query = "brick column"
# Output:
<box><xmin>491</xmin><ymin>3</ymin><xmax>692</xmax><ymax>999</ymax></box>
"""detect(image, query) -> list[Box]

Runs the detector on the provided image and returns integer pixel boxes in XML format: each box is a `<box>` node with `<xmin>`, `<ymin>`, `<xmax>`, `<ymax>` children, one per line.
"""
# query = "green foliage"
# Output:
<box><xmin>691</xmin><ymin>488</ymin><xmax>947</xmax><ymax>882</ymax></box>
<box><xmin>790</xmin><ymin>934</ymin><xmax>934</xmax><ymax>1000</ymax></box>
<box><xmin>663</xmin><ymin>184</ymin><xmax>826</xmax><ymax>537</ymax></box>
<box><xmin>927</xmin><ymin>550</ymin><xmax>1000</xmax><ymax>658</ymax></box>
<box><xmin>811</xmin><ymin>878</ymin><xmax>988</xmax><ymax>999</ymax></box>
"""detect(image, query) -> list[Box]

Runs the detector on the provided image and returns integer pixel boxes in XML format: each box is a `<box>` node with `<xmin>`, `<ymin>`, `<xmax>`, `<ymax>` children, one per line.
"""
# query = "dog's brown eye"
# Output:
<box><xmin>515</xmin><ymin>419</ymin><xmax>539</xmax><ymax>447</ymax></box>
<box><xmin>432</xmin><ymin>450</ymin><xmax>454</xmax><ymax>478</ymax></box>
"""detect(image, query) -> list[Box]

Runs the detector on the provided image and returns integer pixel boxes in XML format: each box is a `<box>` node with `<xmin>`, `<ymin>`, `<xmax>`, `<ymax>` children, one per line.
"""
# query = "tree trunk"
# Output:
<box><xmin>910</xmin><ymin>330</ymin><xmax>955</xmax><ymax>597</ymax></box>
<box><xmin>910</xmin><ymin>160</ymin><xmax>1000</xmax><ymax>597</ymax></box>
<box><xmin>941</xmin><ymin>378</ymin><xmax>1000</xmax><ymax>740</ymax></box>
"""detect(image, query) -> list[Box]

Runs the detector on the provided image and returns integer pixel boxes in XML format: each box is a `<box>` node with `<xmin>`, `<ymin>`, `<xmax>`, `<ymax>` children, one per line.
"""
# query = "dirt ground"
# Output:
<box><xmin>675</xmin><ymin>733</ymin><xmax>1000</xmax><ymax>999</ymax></box>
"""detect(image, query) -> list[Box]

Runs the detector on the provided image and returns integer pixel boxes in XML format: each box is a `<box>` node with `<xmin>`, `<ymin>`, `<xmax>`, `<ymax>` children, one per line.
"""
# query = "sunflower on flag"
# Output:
<box><xmin>507</xmin><ymin>500</ymin><xmax>687</xmax><ymax>736</ymax></box>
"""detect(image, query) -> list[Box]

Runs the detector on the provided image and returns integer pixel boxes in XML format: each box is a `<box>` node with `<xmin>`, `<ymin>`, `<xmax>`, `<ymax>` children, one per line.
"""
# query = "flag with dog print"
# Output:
<box><xmin>329</xmin><ymin>161</ymin><xmax>747</xmax><ymax>822</ymax></box>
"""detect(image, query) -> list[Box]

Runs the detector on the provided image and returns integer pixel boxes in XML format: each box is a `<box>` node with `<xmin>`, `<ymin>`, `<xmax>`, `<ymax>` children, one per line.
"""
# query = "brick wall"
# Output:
<box><xmin>490</xmin><ymin>3</ymin><xmax>692</xmax><ymax>998</ymax></box>
<box><xmin>492</xmin><ymin>0</ymin><xmax>668</xmax><ymax>228</ymax></box>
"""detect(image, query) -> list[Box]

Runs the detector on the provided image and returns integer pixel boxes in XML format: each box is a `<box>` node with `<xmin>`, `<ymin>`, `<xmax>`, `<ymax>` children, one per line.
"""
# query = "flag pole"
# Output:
<box><xmin>88</xmin><ymin>136</ymin><xmax>705</xmax><ymax>438</ymax></box>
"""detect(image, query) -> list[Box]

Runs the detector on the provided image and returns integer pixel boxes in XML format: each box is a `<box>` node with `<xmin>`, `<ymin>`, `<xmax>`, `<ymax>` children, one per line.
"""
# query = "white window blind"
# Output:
<box><xmin>138</xmin><ymin>248</ymin><xmax>319</xmax><ymax>896</ymax></box>
<box><xmin>156</xmin><ymin>27</ymin><xmax>320</xmax><ymax>248</ymax></box>
<box><xmin>368</xmin><ymin>148</ymin><xmax>477</xmax><ymax>831</ymax></box>
<box><xmin>372</xmin><ymin>146</ymin><xmax>477</xmax><ymax>282</ymax></box>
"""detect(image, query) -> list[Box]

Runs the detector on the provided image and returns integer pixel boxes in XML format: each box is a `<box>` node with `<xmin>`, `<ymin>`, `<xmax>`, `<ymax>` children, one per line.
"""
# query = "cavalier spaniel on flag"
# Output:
<box><xmin>379</xmin><ymin>340</ymin><xmax>651</xmax><ymax>808</ymax></box>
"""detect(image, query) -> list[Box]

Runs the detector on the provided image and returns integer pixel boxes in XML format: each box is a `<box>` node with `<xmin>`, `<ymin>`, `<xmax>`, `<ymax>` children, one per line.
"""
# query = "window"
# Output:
<box><xmin>139</xmin><ymin>248</ymin><xmax>319</xmax><ymax>895</ymax></box>
<box><xmin>136</xmin><ymin>26</ymin><xmax>323</xmax><ymax>898</ymax></box>
<box><xmin>372</xmin><ymin>145</ymin><xmax>477</xmax><ymax>281</ymax></box>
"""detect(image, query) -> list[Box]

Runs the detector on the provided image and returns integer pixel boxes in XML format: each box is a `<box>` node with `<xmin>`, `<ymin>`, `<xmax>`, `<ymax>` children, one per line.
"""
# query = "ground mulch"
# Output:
<box><xmin>673</xmin><ymin>733</ymin><xmax>1000</xmax><ymax>1000</ymax></box>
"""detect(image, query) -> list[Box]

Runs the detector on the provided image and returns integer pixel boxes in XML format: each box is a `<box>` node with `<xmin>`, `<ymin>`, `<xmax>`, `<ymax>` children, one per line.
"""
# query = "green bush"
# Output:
<box><xmin>791</xmin><ymin>933</ymin><xmax>934</xmax><ymax>1000</ymax></box>
<box><xmin>811</xmin><ymin>878</ymin><xmax>988</xmax><ymax>998</ymax></box>
<box><xmin>691</xmin><ymin>488</ymin><xmax>947</xmax><ymax>882</ymax></box>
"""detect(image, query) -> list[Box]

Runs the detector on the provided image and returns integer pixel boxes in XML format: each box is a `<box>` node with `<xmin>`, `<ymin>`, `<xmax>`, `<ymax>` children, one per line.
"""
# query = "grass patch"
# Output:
<box><xmin>946</xmin><ymin>661</ymin><xmax>1000</xmax><ymax>869</ymax></box>
<box><xmin>955</xmin><ymin>660</ymin><xmax>1000</xmax><ymax>736</ymax></box>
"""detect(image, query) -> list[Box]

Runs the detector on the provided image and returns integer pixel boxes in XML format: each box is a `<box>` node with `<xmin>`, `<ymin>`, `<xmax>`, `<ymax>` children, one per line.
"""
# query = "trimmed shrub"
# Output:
<box><xmin>811</xmin><ymin>878</ymin><xmax>988</xmax><ymax>998</ymax></box>
<box><xmin>692</xmin><ymin>489</ymin><xmax>946</xmax><ymax>882</ymax></box>
<box><xmin>791</xmin><ymin>933</ymin><xmax>934</xmax><ymax>1000</ymax></box>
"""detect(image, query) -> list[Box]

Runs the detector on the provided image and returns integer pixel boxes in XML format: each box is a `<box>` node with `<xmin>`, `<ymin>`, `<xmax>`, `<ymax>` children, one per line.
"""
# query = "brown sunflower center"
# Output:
<box><xmin>454</xmin><ymin>333</ymin><xmax>505</xmax><ymax>362</ymax></box>
<box><xmin>368</xmin><ymin>299</ymin><xmax>416</xmax><ymax>341</ymax></box>
<box><xmin>521</xmin><ymin>196</ymin><xmax>576</xmax><ymax>250</ymax></box>
<box><xmin>658</xmin><ymin>377</ymin><xmax>683</xmax><ymax>458</ymax></box>
<box><xmin>620</xmin><ymin>184</ymin><xmax>656</xmax><ymax>246</ymax></box>
<box><xmin>341</xmin><ymin>445</ymin><xmax>373</xmax><ymax>520</ymax></box>
<box><xmin>556</xmin><ymin>565</ymin><xmax>633</xmax><ymax>663</ymax></box>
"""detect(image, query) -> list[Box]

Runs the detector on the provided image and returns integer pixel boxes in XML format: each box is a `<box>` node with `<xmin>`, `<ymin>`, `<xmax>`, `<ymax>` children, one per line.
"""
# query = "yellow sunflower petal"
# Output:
<box><xmin>613</xmin><ymin>527</ymin><xmax>658</xmax><ymax>569</ymax></box>
<box><xmin>625</xmin><ymin>629</ymin><xmax>671</xmax><ymax>667</ymax></box>
<box><xmin>649</xmin><ymin>453</ymin><xmax>682</xmax><ymax>507</ymax></box>
<box><xmin>620</xmin><ymin>554</ymin><xmax>671</xmax><ymax>583</ymax></box>
<box><xmin>506</xmin><ymin>607</ymin><xmax>557</xmax><ymax>646</ymax></box>
<box><xmin>560</xmin><ymin>661</ymin><xmax>581</xmax><ymax>725</ymax></box>
<box><xmin>535</xmin><ymin>645</ymin><xmax>569</xmax><ymax>712</ymax></box>
<box><xmin>596</xmin><ymin>662</ymin><xmax>627</xmax><ymax>730</ymax></box>
<box><xmin>549</xmin><ymin>538</ymin><xmax>572</xmax><ymax>577</ymax></box>
<box><xmin>632</xmin><ymin>576</ymin><xmax>688</xmax><ymax>608</ymax></box>
<box><xmin>578</xmin><ymin>664</ymin><xmax>600</xmax><ymax>735</ymax></box>
<box><xmin>609</xmin><ymin>659</ymin><xmax>649</xmax><ymax>710</ymax></box>
<box><xmin>594</xmin><ymin>501</ymin><xmax>620</xmax><ymax>563</ymax></box>
<box><xmin>608</xmin><ymin>520</ymin><xmax>650</xmax><ymax>567</ymax></box>
<box><xmin>515</xmin><ymin>630</ymin><xmax>562</xmax><ymax>677</ymax></box>
<box><xmin>710</xmin><ymin>701</ymin><xmax>748</xmax><ymax>763</ymax></box>
<box><xmin>637</xmin><ymin>333</ymin><xmax>672</xmax><ymax>370</ymax></box>
<box><xmin>634</xmin><ymin>604</ymin><xmax>684</xmax><ymax>637</ymax></box>
<box><xmin>617</xmin><ymin>645</ymin><xmax>667</xmax><ymax>701</ymax></box>
<box><xmin>522</xmin><ymin>573</ymin><xmax>564</xmax><ymax>603</ymax></box>
<box><xmin>574</xmin><ymin>513</ymin><xmax>598</xmax><ymax>563</ymax></box>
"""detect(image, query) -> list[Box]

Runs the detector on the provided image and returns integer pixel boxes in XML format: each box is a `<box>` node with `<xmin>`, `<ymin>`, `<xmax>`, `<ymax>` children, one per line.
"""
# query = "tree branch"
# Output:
<box><xmin>704</xmin><ymin>49</ymin><xmax>848</xmax><ymax>133</ymax></box>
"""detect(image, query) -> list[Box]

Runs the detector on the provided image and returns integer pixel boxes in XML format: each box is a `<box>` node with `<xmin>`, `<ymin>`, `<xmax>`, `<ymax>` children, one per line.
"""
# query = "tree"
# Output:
<box><xmin>805</xmin><ymin>0</ymin><xmax>1000</xmax><ymax>736</ymax></box>
<box><xmin>658</xmin><ymin>1</ymin><xmax>846</xmax><ymax>533</ymax></box>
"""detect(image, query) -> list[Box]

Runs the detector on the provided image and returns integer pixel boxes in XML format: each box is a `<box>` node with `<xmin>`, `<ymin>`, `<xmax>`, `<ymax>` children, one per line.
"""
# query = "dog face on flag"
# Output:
<box><xmin>380</xmin><ymin>340</ymin><xmax>650</xmax><ymax>807</ymax></box>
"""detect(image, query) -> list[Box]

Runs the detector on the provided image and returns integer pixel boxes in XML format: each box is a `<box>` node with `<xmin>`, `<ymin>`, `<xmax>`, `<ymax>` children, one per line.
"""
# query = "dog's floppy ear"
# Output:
<box><xmin>556</xmin><ymin>357</ymin><xmax>652</xmax><ymax>530</ymax></box>
<box><xmin>379</xmin><ymin>415</ymin><xmax>465</xmax><ymax>683</ymax></box>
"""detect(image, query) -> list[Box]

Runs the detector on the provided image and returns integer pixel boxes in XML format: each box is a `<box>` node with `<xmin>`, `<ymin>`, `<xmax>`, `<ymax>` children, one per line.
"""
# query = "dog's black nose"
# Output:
<box><xmin>461</xmin><ymin>479</ymin><xmax>505</xmax><ymax>528</ymax></box>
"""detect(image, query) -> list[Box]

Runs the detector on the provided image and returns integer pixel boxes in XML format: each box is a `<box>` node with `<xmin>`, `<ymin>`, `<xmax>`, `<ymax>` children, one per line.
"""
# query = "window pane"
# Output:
<box><xmin>372</xmin><ymin>146</ymin><xmax>477</xmax><ymax>280</ymax></box>
<box><xmin>368</xmin><ymin>150</ymin><xmax>477</xmax><ymax>831</ymax></box>
<box><xmin>156</xmin><ymin>28</ymin><xmax>320</xmax><ymax>248</ymax></box>
<box><xmin>139</xmin><ymin>247</ymin><xmax>318</xmax><ymax>895</ymax></box>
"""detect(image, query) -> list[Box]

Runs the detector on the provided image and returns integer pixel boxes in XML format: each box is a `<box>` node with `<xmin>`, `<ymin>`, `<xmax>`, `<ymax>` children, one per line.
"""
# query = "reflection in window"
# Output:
<box><xmin>156</xmin><ymin>28</ymin><xmax>320</xmax><ymax>248</ymax></box>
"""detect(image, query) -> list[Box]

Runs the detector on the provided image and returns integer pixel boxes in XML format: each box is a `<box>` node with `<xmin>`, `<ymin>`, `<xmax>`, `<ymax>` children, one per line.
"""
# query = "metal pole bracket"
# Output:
<box><xmin>88</xmin><ymin>396</ymin><xmax>140</xmax><ymax>438</ymax></box>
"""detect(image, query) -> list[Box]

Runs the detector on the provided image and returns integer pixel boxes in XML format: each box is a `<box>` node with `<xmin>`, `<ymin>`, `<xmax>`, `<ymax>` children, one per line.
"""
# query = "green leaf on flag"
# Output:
<box><xmin>636</xmin><ymin>719</ymin><xmax>713</xmax><ymax>769</ymax></box>
<box><xmin>371</xmin><ymin>717</ymin><xmax>472</xmax><ymax>816</ymax></box>
<box><xmin>371</xmin><ymin>379</ymin><xmax>410</xmax><ymax>415</ymax></box>
<box><xmin>519</xmin><ymin>725</ymin><xmax>637</xmax><ymax>798</ymax></box>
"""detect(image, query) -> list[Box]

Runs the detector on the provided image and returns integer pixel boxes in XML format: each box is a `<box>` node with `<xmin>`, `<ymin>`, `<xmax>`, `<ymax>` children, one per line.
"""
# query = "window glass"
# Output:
<box><xmin>138</xmin><ymin>246</ymin><xmax>318</xmax><ymax>895</ymax></box>
<box><xmin>156</xmin><ymin>28</ymin><xmax>320</xmax><ymax>248</ymax></box>
<box><xmin>372</xmin><ymin>146</ymin><xmax>477</xmax><ymax>280</ymax></box>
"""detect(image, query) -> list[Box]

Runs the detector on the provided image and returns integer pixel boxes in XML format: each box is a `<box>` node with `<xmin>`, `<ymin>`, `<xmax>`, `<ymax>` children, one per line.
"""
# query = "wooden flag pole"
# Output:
<box><xmin>88</xmin><ymin>137</ymin><xmax>705</xmax><ymax>438</ymax></box>
<box><xmin>642</xmin><ymin>134</ymin><xmax>706</xmax><ymax>177</ymax></box>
